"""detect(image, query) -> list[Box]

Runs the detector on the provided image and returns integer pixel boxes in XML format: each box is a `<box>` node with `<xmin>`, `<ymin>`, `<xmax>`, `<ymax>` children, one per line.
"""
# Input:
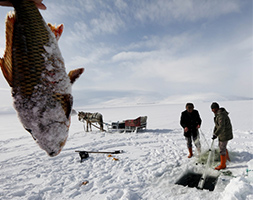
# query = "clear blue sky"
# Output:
<box><xmin>0</xmin><ymin>0</ymin><xmax>252</xmax><ymax>107</ymax></box>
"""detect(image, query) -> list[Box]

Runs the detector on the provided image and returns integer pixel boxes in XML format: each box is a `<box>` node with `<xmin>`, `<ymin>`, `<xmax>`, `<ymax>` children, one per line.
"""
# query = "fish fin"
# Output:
<box><xmin>0</xmin><ymin>12</ymin><xmax>16</xmax><ymax>87</ymax></box>
<box><xmin>54</xmin><ymin>93</ymin><xmax>73</xmax><ymax>119</ymax></box>
<box><xmin>61</xmin><ymin>94</ymin><xmax>73</xmax><ymax>119</ymax></box>
<box><xmin>48</xmin><ymin>23</ymin><xmax>64</xmax><ymax>41</ymax></box>
<box><xmin>68</xmin><ymin>68</ymin><xmax>84</xmax><ymax>84</ymax></box>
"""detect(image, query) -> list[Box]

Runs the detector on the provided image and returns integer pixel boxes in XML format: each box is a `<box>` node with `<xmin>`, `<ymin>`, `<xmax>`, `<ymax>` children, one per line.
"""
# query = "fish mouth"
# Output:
<box><xmin>48</xmin><ymin>149</ymin><xmax>61</xmax><ymax>157</ymax></box>
<box><xmin>49</xmin><ymin>151</ymin><xmax>60</xmax><ymax>157</ymax></box>
<box><xmin>47</xmin><ymin>137</ymin><xmax>68</xmax><ymax>157</ymax></box>
<box><xmin>49</xmin><ymin>151</ymin><xmax>58</xmax><ymax>157</ymax></box>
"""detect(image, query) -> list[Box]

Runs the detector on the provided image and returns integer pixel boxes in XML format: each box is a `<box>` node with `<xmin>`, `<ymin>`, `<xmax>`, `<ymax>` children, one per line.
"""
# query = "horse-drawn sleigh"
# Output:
<box><xmin>108</xmin><ymin>116</ymin><xmax>147</xmax><ymax>133</ymax></box>
<box><xmin>78</xmin><ymin>111</ymin><xmax>147</xmax><ymax>133</ymax></box>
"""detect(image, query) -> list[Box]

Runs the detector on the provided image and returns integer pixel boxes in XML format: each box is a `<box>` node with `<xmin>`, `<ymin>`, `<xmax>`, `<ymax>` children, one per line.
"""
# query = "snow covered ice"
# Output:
<box><xmin>0</xmin><ymin>100</ymin><xmax>253</xmax><ymax>199</ymax></box>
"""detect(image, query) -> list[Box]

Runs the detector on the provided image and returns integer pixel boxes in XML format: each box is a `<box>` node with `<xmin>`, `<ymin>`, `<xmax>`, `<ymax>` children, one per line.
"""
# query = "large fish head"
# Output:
<box><xmin>22</xmin><ymin>95</ymin><xmax>72</xmax><ymax>157</ymax></box>
<box><xmin>35</xmin><ymin>67</ymin><xmax>84</xmax><ymax>156</ymax></box>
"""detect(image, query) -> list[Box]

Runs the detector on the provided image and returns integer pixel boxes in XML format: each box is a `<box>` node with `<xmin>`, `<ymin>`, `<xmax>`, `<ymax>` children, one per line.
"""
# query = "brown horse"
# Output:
<box><xmin>78</xmin><ymin>112</ymin><xmax>104</xmax><ymax>132</ymax></box>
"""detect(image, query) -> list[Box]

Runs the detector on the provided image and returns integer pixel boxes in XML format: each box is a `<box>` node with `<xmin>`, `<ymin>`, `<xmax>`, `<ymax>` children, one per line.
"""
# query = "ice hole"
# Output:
<box><xmin>175</xmin><ymin>170</ymin><xmax>219</xmax><ymax>191</ymax></box>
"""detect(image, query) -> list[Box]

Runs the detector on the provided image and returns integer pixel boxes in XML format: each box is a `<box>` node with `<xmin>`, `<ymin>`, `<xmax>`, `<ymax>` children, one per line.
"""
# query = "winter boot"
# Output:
<box><xmin>226</xmin><ymin>149</ymin><xmax>230</xmax><ymax>161</ymax></box>
<box><xmin>215</xmin><ymin>155</ymin><xmax>226</xmax><ymax>170</ymax></box>
<box><xmin>188</xmin><ymin>148</ymin><xmax>193</xmax><ymax>158</ymax></box>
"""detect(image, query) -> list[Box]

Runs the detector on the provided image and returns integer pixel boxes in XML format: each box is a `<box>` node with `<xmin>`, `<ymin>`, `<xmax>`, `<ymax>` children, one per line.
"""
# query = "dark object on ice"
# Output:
<box><xmin>175</xmin><ymin>171</ymin><xmax>218</xmax><ymax>191</ymax></box>
<box><xmin>76</xmin><ymin>150</ymin><xmax>123</xmax><ymax>162</ymax></box>
<box><xmin>78</xmin><ymin>151</ymin><xmax>89</xmax><ymax>162</ymax></box>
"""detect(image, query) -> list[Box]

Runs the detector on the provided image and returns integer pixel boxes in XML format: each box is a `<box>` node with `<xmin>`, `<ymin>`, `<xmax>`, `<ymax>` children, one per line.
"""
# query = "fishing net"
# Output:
<box><xmin>197</xmin><ymin>148</ymin><xmax>220</xmax><ymax>167</ymax></box>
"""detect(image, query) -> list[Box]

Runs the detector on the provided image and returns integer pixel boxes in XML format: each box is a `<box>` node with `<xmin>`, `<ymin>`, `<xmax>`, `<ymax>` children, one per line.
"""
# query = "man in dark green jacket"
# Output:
<box><xmin>211</xmin><ymin>102</ymin><xmax>233</xmax><ymax>170</ymax></box>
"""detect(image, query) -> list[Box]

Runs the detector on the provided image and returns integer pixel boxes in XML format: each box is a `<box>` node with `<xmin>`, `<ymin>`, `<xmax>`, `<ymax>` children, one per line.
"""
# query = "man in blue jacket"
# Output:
<box><xmin>180</xmin><ymin>103</ymin><xmax>202</xmax><ymax>158</ymax></box>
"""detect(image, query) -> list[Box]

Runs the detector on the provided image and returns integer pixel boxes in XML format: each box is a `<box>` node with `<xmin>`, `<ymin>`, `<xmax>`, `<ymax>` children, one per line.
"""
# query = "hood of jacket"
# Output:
<box><xmin>216</xmin><ymin>107</ymin><xmax>229</xmax><ymax>116</ymax></box>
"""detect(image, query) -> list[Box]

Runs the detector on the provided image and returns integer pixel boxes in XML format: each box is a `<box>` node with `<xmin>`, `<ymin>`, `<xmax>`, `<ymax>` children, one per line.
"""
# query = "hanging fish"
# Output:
<box><xmin>0</xmin><ymin>0</ymin><xmax>84</xmax><ymax>156</ymax></box>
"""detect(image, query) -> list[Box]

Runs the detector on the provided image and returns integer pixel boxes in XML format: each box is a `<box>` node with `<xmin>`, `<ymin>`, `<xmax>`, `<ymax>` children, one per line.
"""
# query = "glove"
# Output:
<box><xmin>212</xmin><ymin>135</ymin><xmax>217</xmax><ymax>140</ymax></box>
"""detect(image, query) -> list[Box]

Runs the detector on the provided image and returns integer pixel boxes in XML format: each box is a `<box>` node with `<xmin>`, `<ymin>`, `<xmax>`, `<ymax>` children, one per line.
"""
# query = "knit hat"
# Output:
<box><xmin>211</xmin><ymin>102</ymin><xmax>219</xmax><ymax>109</ymax></box>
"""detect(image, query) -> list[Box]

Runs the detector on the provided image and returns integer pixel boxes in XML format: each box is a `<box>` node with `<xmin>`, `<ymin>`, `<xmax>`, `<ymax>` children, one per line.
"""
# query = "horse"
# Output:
<box><xmin>78</xmin><ymin>111</ymin><xmax>104</xmax><ymax>132</ymax></box>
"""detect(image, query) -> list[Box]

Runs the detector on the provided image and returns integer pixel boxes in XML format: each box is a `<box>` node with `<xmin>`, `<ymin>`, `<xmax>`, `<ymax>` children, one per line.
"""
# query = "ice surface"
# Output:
<box><xmin>0</xmin><ymin>100</ymin><xmax>252</xmax><ymax>199</ymax></box>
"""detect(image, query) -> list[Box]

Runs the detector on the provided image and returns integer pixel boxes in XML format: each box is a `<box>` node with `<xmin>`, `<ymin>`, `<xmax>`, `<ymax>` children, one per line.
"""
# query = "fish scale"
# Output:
<box><xmin>12</xmin><ymin>0</ymin><xmax>48</xmax><ymax>97</ymax></box>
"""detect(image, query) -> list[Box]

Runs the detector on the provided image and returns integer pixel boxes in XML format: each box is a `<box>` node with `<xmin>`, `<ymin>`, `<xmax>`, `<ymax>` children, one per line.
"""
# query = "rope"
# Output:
<box><xmin>199</xmin><ymin>128</ymin><xmax>210</xmax><ymax>147</ymax></box>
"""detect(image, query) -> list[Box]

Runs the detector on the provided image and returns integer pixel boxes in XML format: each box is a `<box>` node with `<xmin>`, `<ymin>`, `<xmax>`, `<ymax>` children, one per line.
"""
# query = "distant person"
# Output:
<box><xmin>211</xmin><ymin>102</ymin><xmax>233</xmax><ymax>170</ymax></box>
<box><xmin>180</xmin><ymin>103</ymin><xmax>202</xmax><ymax>158</ymax></box>
<box><xmin>0</xmin><ymin>0</ymin><xmax>46</xmax><ymax>9</ymax></box>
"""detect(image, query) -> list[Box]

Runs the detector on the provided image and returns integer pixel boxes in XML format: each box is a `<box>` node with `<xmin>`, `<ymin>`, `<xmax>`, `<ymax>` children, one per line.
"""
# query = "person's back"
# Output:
<box><xmin>214</xmin><ymin>108</ymin><xmax>233</xmax><ymax>142</ymax></box>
